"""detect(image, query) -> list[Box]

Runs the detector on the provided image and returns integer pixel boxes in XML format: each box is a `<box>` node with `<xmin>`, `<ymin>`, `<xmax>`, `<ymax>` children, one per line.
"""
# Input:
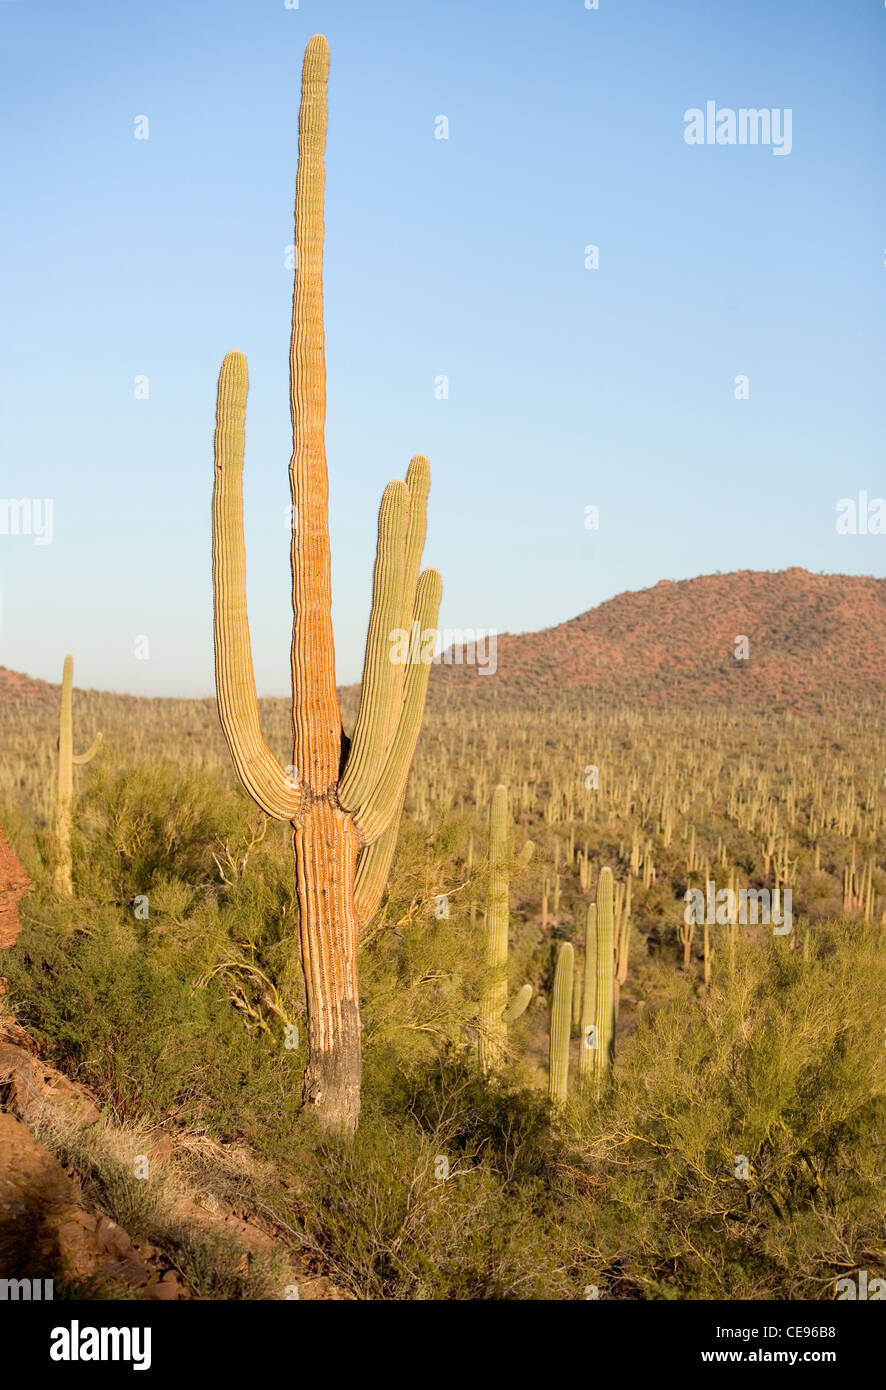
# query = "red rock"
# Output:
<box><xmin>144</xmin><ymin>1275</ymin><xmax>183</xmax><ymax>1300</ymax></box>
<box><xmin>0</xmin><ymin>830</ymin><xmax>29</xmax><ymax>952</ymax></box>
<box><xmin>108</xmin><ymin>1257</ymin><xmax>152</xmax><ymax>1287</ymax></box>
<box><xmin>97</xmin><ymin>1215</ymin><xmax>132</xmax><ymax>1256</ymax></box>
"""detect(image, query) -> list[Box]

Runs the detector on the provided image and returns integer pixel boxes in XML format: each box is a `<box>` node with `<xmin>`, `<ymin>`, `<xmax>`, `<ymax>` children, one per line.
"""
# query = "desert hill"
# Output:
<box><xmin>2</xmin><ymin>569</ymin><xmax>884</xmax><ymax>715</ymax></box>
<box><xmin>430</xmin><ymin>568</ymin><xmax>886</xmax><ymax>712</ymax></box>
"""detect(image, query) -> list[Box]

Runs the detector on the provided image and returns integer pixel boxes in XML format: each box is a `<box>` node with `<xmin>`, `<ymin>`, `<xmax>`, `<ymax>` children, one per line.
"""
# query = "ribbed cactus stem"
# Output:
<box><xmin>289</xmin><ymin>33</ymin><xmax>340</xmax><ymax>792</ymax></box>
<box><xmin>578</xmin><ymin>902</ymin><xmax>597</xmax><ymax>1090</ymax></box>
<box><xmin>549</xmin><ymin>941</ymin><xmax>573</xmax><ymax>1105</ymax></box>
<box><xmin>592</xmin><ymin>868</ymin><xmax>615</xmax><ymax>1094</ymax></box>
<box><xmin>212</xmin><ymin>353</ymin><xmax>303</xmax><ymax>822</ymax></box>
<box><xmin>53</xmin><ymin>654</ymin><xmax>102</xmax><ymax>896</ymax></box>
<box><xmin>571</xmin><ymin>965</ymin><xmax>583</xmax><ymax>1033</ymax></box>
<box><xmin>478</xmin><ymin>786</ymin><xmax>533</xmax><ymax>1073</ymax></box>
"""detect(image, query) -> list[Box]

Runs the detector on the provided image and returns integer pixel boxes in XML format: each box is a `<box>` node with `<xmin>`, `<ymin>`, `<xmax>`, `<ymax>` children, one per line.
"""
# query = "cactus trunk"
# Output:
<box><xmin>294</xmin><ymin>804</ymin><xmax>362</xmax><ymax>1129</ymax></box>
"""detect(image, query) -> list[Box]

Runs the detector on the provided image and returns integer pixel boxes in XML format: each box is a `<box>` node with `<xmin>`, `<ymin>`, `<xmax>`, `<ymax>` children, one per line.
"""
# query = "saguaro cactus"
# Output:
<box><xmin>591</xmin><ymin>867</ymin><xmax>615</xmax><ymax>1094</ymax></box>
<box><xmin>578</xmin><ymin>901</ymin><xmax>597</xmax><ymax>1092</ymax></box>
<box><xmin>54</xmin><ymin>654</ymin><xmax>102</xmax><ymax>896</ymax></box>
<box><xmin>211</xmin><ymin>35</ymin><xmax>441</xmax><ymax>1134</ymax></box>
<box><xmin>548</xmin><ymin>941</ymin><xmax>574</xmax><ymax>1105</ymax></box>
<box><xmin>478</xmin><ymin>784</ymin><xmax>533</xmax><ymax>1073</ymax></box>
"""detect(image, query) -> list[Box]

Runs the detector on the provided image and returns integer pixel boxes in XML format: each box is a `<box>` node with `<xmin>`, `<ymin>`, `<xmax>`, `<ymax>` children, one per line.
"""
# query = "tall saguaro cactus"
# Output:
<box><xmin>211</xmin><ymin>35</ymin><xmax>441</xmax><ymax>1134</ymax></box>
<box><xmin>54</xmin><ymin>654</ymin><xmax>102</xmax><ymax>896</ymax></box>
<box><xmin>478</xmin><ymin>784</ymin><xmax>533</xmax><ymax>1074</ymax></box>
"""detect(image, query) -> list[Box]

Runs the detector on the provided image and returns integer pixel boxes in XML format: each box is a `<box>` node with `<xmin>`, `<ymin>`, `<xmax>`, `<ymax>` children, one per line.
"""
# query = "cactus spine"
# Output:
<box><xmin>548</xmin><ymin>941</ymin><xmax>573</xmax><ymax>1105</ymax></box>
<box><xmin>53</xmin><ymin>654</ymin><xmax>102</xmax><ymax>896</ymax></box>
<box><xmin>592</xmin><ymin>867</ymin><xmax>615</xmax><ymax>1094</ymax></box>
<box><xmin>211</xmin><ymin>36</ymin><xmax>441</xmax><ymax>1133</ymax></box>
<box><xmin>478</xmin><ymin>785</ymin><xmax>533</xmax><ymax>1073</ymax></box>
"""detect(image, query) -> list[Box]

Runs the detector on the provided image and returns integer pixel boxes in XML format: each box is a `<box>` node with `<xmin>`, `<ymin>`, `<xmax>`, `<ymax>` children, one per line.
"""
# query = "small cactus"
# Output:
<box><xmin>53</xmin><ymin>654</ymin><xmax>102</xmax><ymax>896</ymax></box>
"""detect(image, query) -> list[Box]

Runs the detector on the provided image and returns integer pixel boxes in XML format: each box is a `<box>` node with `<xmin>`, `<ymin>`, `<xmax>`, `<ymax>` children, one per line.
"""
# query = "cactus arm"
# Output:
<box><xmin>345</xmin><ymin>559</ymin><xmax>442</xmax><ymax>921</ymax></box>
<box><xmin>617</xmin><ymin>877</ymin><xmax>632</xmax><ymax>985</ymax></box>
<box><xmin>400</xmin><ymin>457</ymin><xmax>431</xmax><ymax>626</ymax></box>
<box><xmin>337</xmin><ymin>480</ymin><xmax>408</xmax><ymax>811</ymax></box>
<box><xmin>353</xmin><ymin>812</ymin><xmax>401</xmax><ymax>928</ymax></box>
<box><xmin>502</xmin><ymin>983</ymin><xmax>533</xmax><ymax>1024</ymax></box>
<box><xmin>289</xmin><ymin>33</ymin><xmax>342</xmax><ymax>793</ymax></box>
<box><xmin>386</xmin><ymin>455</ymin><xmax>430</xmax><ymax>737</ymax></box>
<box><xmin>72</xmin><ymin>733</ymin><xmax>102</xmax><ymax>765</ymax></box>
<box><xmin>212</xmin><ymin>351</ymin><xmax>303</xmax><ymax>822</ymax></box>
<box><xmin>351</xmin><ymin>567</ymin><xmax>442</xmax><ymax>844</ymax></box>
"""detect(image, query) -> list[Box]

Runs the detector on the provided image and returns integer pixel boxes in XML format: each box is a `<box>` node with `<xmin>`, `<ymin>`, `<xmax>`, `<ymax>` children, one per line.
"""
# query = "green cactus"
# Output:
<box><xmin>578</xmin><ymin>901</ymin><xmax>597</xmax><ymax>1091</ymax></box>
<box><xmin>478</xmin><ymin>784</ymin><xmax>533</xmax><ymax>1074</ymax></box>
<box><xmin>591</xmin><ymin>867</ymin><xmax>616</xmax><ymax>1094</ymax></box>
<box><xmin>53</xmin><ymin>653</ymin><xmax>102</xmax><ymax>896</ymax></box>
<box><xmin>548</xmin><ymin>941</ymin><xmax>574</xmax><ymax>1105</ymax></box>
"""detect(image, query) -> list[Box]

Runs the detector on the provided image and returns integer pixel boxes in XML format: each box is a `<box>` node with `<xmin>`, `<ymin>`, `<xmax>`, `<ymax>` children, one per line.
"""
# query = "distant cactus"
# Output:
<box><xmin>53</xmin><ymin>654</ymin><xmax>101</xmax><ymax>896</ymax></box>
<box><xmin>211</xmin><ymin>36</ymin><xmax>441</xmax><ymax>1133</ymax></box>
<box><xmin>479</xmin><ymin>784</ymin><xmax>533</xmax><ymax>1073</ymax></box>
<box><xmin>548</xmin><ymin>941</ymin><xmax>573</xmax><ymax>1105</ymax></box>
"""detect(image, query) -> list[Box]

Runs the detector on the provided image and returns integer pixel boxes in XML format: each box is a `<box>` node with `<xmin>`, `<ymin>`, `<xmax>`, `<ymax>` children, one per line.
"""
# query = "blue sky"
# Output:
<box><xmin>1</xmin><ymin>0</ymin><xmax>884</xmax><ymax>695</ymax></box>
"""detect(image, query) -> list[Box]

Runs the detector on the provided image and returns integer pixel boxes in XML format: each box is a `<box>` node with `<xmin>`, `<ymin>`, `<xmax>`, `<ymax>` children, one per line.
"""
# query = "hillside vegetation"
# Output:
<box><xmin>1</xmin><ymin>637</ymin><xmax>884</xmax><ymax>1298</ymax></box>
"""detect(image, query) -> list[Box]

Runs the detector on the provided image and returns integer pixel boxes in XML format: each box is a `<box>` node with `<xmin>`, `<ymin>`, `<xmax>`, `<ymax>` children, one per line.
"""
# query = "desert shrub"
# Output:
<box><xmin>567</xmin><ymin>922</ymin><xmax>886</xmax><ymax>1299</ymax></box>
<box><xmin>293</xmin><ymin>1115</ymin><xmax>577</xmax><ymax>1300</ymax></box>
<box><xmin>160</xmin><ymin>1226</ymin><xmax>287</xmax><ymax>1300</ymax></box>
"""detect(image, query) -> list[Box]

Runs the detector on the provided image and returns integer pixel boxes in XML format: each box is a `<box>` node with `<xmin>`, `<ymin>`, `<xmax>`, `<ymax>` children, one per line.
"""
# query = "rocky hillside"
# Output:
<box><xmin>3</xmin><ymin>569</ymin><xmax>884</xmax><ymax>715</ymax></box>
<box><xmin>430</xmin><ymin>568</ymin><xmax>886</xmax><ymax>712</ymax></box>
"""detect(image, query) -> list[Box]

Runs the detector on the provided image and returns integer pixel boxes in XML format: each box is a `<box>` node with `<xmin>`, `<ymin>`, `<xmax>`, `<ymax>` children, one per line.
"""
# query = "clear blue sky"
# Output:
<box><xmin>1</xmin><ymin>0</ymin><xmax>884</xmax><ymax>696</ymax></box>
